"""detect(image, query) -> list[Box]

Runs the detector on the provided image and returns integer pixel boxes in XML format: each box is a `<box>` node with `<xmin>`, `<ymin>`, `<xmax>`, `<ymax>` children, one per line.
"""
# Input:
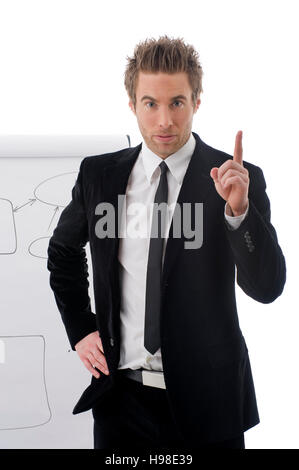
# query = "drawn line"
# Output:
<box><xmin>0</xmin><ymin>198</ymin><xmax>17</xmax><ymax>255</ymax></box>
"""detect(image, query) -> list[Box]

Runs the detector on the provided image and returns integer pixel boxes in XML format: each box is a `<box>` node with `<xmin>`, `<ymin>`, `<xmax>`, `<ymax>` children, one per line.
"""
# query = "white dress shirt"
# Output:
<box><xmin>117</xmin><ymin>133</ymin><xmax>248</xmax><ymax>371</ymax></box>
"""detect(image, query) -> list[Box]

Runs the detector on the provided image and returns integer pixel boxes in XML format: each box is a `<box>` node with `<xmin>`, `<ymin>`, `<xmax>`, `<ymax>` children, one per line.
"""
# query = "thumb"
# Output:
<box><xmin>210</xmin><ymin>167</ymin><xmax>219</xmax><ymax>182</ymax></box>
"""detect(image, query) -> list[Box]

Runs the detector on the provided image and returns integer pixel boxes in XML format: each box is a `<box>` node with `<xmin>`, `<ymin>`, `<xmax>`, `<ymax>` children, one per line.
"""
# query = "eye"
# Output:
<box><xmin>173</xmin><ymin>101</ymin><xmax>183</xmax><ymax>107</ymax></box>
<box><xmin>145</xmin><ymin>102</ymin><xmax>155</xmax><ymax>108</ymax></box>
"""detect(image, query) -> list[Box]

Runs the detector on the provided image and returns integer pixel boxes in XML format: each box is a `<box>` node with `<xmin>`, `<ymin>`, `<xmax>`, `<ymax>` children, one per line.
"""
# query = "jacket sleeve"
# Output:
<box><xmin>224</xmin><ymin>165</ymin><xmax>286</xmax><ymax>303</ymax></box>
<box><xmin>47</xmin><ymin>157</ymin><xmax>97</xmax><ymax>350</ymax></box>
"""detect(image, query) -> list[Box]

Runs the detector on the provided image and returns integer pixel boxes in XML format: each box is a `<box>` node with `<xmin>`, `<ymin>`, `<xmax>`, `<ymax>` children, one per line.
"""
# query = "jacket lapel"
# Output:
<box><xmin>100</xmin><ymin>144</ymin><xmax>141</xmax><ymax>270</ymax></box>
<box><xmin>161</xmin><ymin>132</ymin><xmax>215</xmax><ymax>285</ymax></box>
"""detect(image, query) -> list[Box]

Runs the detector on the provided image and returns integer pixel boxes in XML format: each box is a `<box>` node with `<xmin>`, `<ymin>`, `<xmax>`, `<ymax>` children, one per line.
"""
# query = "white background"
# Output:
<box><xmin>0</xmin><ymin>0</ymin><xmax>298</xmax><ymax>449</ymax></box>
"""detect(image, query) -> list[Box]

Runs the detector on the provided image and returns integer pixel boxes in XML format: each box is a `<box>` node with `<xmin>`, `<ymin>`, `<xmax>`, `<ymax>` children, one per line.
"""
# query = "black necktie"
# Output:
<box><xmin>144</xmin><ymin>160</ymin><xmax>169</xmax><ymax>355</ymax></box>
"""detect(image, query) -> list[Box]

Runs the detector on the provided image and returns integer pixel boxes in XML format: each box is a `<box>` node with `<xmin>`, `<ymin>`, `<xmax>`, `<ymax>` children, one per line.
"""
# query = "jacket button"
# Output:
<box><xmin>110</xmin><ymin>338</ymin><xmax>114</xmax><ymax>347</ymax></box>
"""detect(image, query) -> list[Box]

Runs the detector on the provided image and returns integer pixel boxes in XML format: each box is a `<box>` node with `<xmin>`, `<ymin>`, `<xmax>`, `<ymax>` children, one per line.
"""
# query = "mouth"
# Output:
<box><xmin>154</xmin><ymin>135</ymin><xmax>176</xmax><ymax>143</ymax></box>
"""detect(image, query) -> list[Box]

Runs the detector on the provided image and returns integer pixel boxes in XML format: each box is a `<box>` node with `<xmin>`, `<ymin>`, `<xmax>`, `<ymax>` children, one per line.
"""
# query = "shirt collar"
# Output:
<box><xmin>141</xmin><ymin>132</ymin><xmax>196</xmax><ymax>185</ymax></box>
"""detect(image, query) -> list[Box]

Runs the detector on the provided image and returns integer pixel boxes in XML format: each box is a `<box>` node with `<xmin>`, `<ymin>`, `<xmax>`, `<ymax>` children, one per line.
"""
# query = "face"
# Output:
<box><xmin>129</xmin><ymin>71</ymin><xmax>201</xmax><ymax>159</ymax></box>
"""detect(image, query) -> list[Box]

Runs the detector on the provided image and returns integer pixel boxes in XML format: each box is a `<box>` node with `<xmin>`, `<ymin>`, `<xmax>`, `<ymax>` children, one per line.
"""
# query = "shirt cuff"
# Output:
<box><xmin>224</xmin><ymin>201</ymin><xmax>249</xmax><ymax>230</ymax></box>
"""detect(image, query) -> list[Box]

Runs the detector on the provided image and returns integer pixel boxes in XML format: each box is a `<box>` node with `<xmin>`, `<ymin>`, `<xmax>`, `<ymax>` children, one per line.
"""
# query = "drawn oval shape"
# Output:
<box><xmin>28</xmin><ymin>236</ymin><xmax>51</xmax><ymax>259</ymax></box>
<box><xmin>34</xmin><ymin>172</ymin><xmax>78</xmax><ymax>208</ymax></box>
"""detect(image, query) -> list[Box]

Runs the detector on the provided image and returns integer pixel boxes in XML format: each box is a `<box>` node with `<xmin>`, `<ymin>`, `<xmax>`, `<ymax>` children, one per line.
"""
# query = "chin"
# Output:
<box><xmin>155</xmin><ymin>145</ymin><xmax>176</xmax><ymax>157</ymax></box>
<box><xmin>152</xmin><ymin>138</ymin><xmax>178</xmax><ymax>151</ymax></box>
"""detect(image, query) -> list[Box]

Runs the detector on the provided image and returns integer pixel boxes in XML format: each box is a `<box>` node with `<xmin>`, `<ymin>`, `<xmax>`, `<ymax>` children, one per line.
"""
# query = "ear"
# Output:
<box><xmin>129</xmin><ymin>99</ymin><xmax>136</xmax><ymax>115</ymax></box>
<box><xmin>193</xmin><ymin>97</ymin><xmax>201</xmax><ymax>113</ymax></box>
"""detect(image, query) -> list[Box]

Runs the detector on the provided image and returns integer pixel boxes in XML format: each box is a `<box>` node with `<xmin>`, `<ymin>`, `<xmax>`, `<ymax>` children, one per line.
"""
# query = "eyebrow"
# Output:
<box><xmin>140</xmin><ymin>94</ymin><xmax>187</xmax><ymax>102</ymax></box>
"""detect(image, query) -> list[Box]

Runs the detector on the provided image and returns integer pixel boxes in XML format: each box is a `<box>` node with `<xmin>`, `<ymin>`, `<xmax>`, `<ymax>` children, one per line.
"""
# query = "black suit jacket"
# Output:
<box><xmin>47</xmin><ymin>131</ymin><xmax>286</xmax><ymax>445</ymax></box>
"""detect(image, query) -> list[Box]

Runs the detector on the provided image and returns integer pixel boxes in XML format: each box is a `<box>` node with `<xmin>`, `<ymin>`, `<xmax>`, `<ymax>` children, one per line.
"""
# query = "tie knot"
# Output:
<box><xmin>159</xmin><ymin>160</ymin><xmax>168</xmax><ymax>175</ymax></box>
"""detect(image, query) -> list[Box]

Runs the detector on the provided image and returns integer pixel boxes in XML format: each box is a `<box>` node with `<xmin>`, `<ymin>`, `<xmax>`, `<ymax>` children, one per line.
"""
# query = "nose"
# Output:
<box><xmin>158</xmin><ymin>106</ymin><xmax>173</xmax><ymax>129</ymax></box>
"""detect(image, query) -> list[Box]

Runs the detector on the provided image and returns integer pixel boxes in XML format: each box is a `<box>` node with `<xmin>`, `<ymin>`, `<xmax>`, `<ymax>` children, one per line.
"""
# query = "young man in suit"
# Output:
<box><xmin>47</xmin><ymin>36</ymin><xmax>286</xmax><ymax>450</ymax></box>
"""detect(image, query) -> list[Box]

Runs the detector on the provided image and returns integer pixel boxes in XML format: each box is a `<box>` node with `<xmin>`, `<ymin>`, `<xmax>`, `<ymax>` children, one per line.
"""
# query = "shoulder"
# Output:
<box><xmin>78</xmin><ymin>143</ymin><xmax>141</xmax><ymax>179</ymax></box>
<box><xmin>83</xmin><ymin>145</ymin><xmax>137</xmax><ymax>169</ymax></box>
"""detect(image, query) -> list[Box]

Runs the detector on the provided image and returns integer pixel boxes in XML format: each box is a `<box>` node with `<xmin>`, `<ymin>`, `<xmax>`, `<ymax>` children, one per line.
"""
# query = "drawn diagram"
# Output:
<box><xmin>0</xmin><ymin>336</ymin><xmax>51</xmax><ymax>430</ymax></box>
<box><xmin>1</xmin><ymin>172</ymin><xmax>77</xmax><ymax>259</ymax></box>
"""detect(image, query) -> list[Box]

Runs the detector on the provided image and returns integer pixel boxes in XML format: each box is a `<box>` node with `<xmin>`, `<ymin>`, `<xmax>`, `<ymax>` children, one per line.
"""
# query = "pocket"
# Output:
<box><xmin>73</xmin><ymin>374</ymin><xmax>113</xmax><ymax>414</ymax></box>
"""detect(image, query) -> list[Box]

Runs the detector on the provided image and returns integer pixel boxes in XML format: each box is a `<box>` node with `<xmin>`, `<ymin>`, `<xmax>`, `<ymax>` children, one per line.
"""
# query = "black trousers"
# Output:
<box><xmin>92</xmin><ymin>371</ymin><xmax>245</xmax><ymax>450</ymax></box>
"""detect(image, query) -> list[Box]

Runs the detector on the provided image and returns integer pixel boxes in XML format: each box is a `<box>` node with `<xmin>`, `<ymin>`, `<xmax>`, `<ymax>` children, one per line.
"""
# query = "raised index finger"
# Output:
<box><xmin>233</xmin><ymin>130</ymin><xmax>243</xmax><ymax>166</ymax></box>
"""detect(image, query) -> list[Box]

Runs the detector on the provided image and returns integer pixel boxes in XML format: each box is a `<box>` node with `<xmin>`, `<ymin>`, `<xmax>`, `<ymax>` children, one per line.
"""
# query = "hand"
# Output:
<box><xmin>210</xmin><ymin>130</ymin><xmax>249</xmax><ymax>216</ymax></box>
<box><xmin>75</xmin><ymin>331</ymin><xmax>109</xmax><ymax>379</ymax></box>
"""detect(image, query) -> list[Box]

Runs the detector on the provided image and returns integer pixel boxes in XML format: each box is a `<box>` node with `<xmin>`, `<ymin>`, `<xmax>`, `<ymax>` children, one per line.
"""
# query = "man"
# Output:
<box><xmin>47</xmin><ymin>36</ymin><xmax>286</xmax><ymax>450</ymax></box>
